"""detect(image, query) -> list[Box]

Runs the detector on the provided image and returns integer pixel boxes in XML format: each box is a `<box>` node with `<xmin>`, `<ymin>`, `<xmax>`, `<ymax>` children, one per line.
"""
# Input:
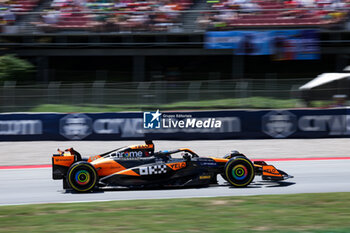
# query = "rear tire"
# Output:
<box><xmin>224</xmin><ymin>156</ymin><xmax>255</xmax><ymax>187</ymax></box>
<box><xmin>220</xmin><ymin>173</ymin><xmax>228</xmax><ymax>181</ymax></box>
<box><xmin>67</xmin><ymin>162</ymin><xmax>98</xmax><ymax>192</ymax></box>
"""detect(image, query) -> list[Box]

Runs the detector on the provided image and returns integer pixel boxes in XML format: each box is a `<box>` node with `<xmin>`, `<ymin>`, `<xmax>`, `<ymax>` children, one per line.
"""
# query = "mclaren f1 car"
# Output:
<box><xmin>52</xmin><ymin>141</ymin><xmax>293</xmax><ymax>192</ymax></box>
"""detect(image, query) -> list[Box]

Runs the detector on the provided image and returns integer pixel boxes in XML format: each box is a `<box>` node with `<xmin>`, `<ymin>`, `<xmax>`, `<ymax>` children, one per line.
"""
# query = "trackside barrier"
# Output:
<box><xmin>0</xmin><ymin>108</ymin><xmax>349</xmax><ymax>141</ymax></box>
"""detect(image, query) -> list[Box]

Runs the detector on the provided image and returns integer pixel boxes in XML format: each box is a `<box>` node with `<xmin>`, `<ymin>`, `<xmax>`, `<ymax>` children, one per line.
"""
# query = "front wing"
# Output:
<box><xmin>253</xmin><ymin>161</ymin><xmax>293</xmax><ymax>181</ymax></box>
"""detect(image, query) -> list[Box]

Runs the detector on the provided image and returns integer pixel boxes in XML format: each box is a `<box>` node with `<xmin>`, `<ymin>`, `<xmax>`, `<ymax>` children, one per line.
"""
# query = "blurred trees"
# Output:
<box><xmin>0</xmin><ymin>54</ymin><xmax>34</xmax><ymax>82</ymax></box>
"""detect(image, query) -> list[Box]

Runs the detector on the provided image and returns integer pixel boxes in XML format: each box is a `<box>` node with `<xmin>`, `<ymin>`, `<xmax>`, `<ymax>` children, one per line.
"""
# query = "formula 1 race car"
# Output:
<box><xmin>52</xmin><ymin>141</ymin><xmax>293</xmax><ymax>192</ymax></box>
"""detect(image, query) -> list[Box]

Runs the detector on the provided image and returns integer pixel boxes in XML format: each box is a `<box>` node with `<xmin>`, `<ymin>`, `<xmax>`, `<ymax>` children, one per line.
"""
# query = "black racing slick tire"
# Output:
<box><xmin>67</xmin><ymin>161</ymin><xmax>98</xmax><ymax>192</ymax></box>
<box><xmin>220</xmin><ymin>173</ymin><xmax>228</xmax><ymax>181</ymax></box>
<box><xmin>224</xmin><ymin>156</ymin><xmax>255</xmax><ymax>187</ymax></box>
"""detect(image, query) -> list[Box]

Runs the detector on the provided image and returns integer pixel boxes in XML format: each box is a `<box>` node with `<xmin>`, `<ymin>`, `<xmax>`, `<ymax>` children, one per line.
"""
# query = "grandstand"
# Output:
<box><xmin>0</xmin><ymin>0</ymin><xmax>348</xmax><ymax>33</ymax></box>
<box><xmin>204</xmin><ymin>0</ymin><xmax>348</xmax><ymax>29</ymax></box>
<box><xmin>32</xmin><ymin>0</ymin><xmax>192</xmax><ymax>32</ymax></box>
<box><xmin>0</xmin><ymin>0</ymin><xmax>350</xmax><ymax>109</ymax></box>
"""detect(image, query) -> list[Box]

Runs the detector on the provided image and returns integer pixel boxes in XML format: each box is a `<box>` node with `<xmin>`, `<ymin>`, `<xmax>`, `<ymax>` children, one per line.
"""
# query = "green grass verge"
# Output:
<box><xmin>30</xmin><ymin>97</ymin><xmax>304</xmax><ymax>112</ymax></box>
<box><xmin>1</xmin><ymin>192</ymin><xmax>350</xmax><ymax>232</ymax></box>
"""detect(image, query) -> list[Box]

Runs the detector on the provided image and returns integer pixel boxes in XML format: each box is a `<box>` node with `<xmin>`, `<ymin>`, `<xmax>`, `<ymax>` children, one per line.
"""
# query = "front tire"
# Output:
<box><xmin>224</xmin><ymin>156</ymin><xmax>255</xmax><ymax>187</ymax></box>
<box><xmin>67</xmin><ymin>162</ymin><xmax>98</xmax><ymax>192</ymax></box>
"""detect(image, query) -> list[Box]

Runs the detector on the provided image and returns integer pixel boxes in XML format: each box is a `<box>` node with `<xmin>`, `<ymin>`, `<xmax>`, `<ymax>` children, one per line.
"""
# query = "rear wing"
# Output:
<box><xmin>52</xmin><ymin>148</ymin><xmax>81</xmax><ymax>167</ymax></box>
<box><xmin>52</xmin><ymin>149</ymin><xmax>76</xmax><ymax>179</ymax></box>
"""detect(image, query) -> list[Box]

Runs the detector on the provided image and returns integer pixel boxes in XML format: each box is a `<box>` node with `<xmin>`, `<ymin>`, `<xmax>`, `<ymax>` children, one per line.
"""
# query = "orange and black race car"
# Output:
<box><xmin>52</xmin><ymin>140</ymin><xmax>293</xmax><ymax>192</ymax></box>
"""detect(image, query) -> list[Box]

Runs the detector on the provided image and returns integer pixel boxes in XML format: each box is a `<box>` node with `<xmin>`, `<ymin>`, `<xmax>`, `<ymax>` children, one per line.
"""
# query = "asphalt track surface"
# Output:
<box><xmin>1</xmin><ymin>159</ymin><xmax>350</xmax><ymax>206</ymax></box>
<box><xmin>1</xmin><ymin>139</ymin><xmax>350</xmax><ymax>166</ymax></box>
<box><xmin>1</xmin><ymin>139</ymin><xmax>350</xmax><ymax>206</ymax></box>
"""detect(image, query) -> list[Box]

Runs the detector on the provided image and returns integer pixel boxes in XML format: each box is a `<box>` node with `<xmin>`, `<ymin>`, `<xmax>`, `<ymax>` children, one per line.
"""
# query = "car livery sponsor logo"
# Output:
<box><xmin>262</xmin><ymin>110</ymin><xmax>297</xmax><ymax>138</ymax></box>
<box><xmin>114</xmin><ymin>151</ymin><xmax>143</xmax><ymax>158</ymax></box>
<box><xmin>118</xmin><ymin>157</ymin><xmax>155</xmax><ymax>161</ymax></box>
<box><xmin>89</xmin><ymin>155</ymin><xmax>101</xmax><ymax>161</ymax></box>
<box><xmin>199</xmin><ymin>158</ymin><xmax>218</xmax><ymax>166</ymax></box>
<box><xmin>199</xmin><ymin>162</ymin><xmax>218</xmax><ymax>166</ymax></box>
<box><xmin>55</xmin><ymin>158</ymin><xmax>73</xmax><ymax>162</ymax></box>
<box><xmin>199</xmin><ymin>175</ymin><xmax>211</xmax><ymax>179</ymax></box>
<box><xmin>264</xmin><ymin>168</ymin><xmax>277</xmax><ymax>174</ymax></box>
<box><xmin>168</xmin><ymin>162</ymin><xmax>186</xmax><ymax>170</ymax></box>
<box><xmin>139</xmin><ymin>165</ymin><xmax>167</xmax><ymax>175</ymax></box>
<box><xmin>263</xmin><ymin>165</ymin><xmax>281</xmax><ymax>175</ymax></box>
<box><xmin>130</xmin><ymin>145</ymin><xmax>152</xmax><ymax>149</ymax></box>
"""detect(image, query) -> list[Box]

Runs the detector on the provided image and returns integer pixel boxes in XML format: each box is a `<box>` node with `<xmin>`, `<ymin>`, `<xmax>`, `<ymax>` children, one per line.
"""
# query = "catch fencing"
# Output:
<box><xmin>0</xmin><ymin>79</ymin><xmax>308</xmax><ymax>112</ymax></box>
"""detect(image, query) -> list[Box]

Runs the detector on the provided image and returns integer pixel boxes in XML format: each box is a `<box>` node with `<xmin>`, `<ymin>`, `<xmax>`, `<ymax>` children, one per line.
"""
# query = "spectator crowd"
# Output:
<box><xmin>197</xmin><ymin>0</ymin><xmax>349</xmax><ymax>30</ymax></box>
<box><xmin>36</xmin><ymin>0</ymin><xmax>192</xmax><ymax>32</ymax></box>
<box><xmin>1</xmin><ymin>0</ymin><xmax>39</xmax><ymax>28</ymax></box>
<box><xmin>0</xmin><ymin>0</ymin><xmax>349</xmax><ymax>32</ymax></box>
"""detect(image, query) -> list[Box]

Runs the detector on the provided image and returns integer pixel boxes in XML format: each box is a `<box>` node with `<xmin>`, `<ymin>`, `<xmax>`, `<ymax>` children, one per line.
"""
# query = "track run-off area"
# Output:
<box><xmin>0</xmin><ymin>139</ymin><xmax>349</xmax><ymax>206</ymax></box>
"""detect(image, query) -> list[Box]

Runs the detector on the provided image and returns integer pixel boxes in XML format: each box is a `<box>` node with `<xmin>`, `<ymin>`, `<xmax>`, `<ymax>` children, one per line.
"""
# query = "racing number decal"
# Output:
<box><xmin>139</xmin><ymin>165</ymin><xmax>167</xmax><ymax>175</ymax></box>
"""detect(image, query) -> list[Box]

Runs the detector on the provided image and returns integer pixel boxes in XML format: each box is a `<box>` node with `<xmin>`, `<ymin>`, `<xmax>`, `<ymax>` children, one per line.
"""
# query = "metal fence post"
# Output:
<box><xmin>3</xmin><ymin>81</ymin><xmax>16</xmax><ymax>112</ymax></box>
<box><xmin>92</xmin><ymin>80</ymin><xmax>105</xmax><ymax>106</ymax></box>
<box><xmin>188</xmin><ymin>81</ymin><xmax>202</xmax><ymax>101</ymax></box>
<box><xmin>236</xmin><ymin>81</ymin><xmax>248</xmax><ymax>107</ymax></box>
<box><xmin>137</xmin><ymin>82</ymin><xmax>151</xmax><ymax>107</ymax></box>
<box><xmin>48</xmin><ymin>82</ymin><xmax>61</xmax><ymax>105</ymax></box>
<box><xmin>71</xmin><ymin>83</ymin><xmax>85</xmax><ymax>106</ymax></box>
